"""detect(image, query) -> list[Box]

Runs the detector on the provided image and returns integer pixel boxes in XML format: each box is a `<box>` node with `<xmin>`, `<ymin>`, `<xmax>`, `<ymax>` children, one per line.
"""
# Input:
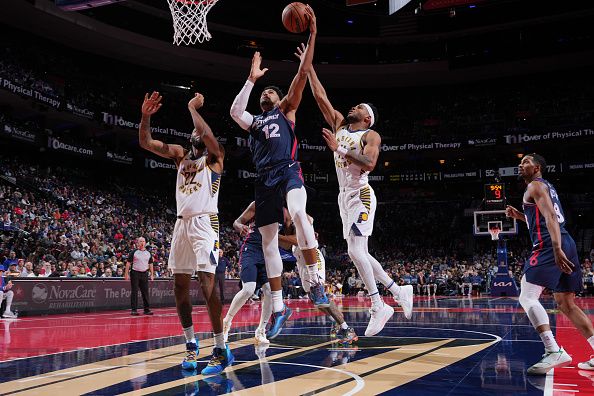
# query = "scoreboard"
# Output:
<box><xmin>484</xmin><ymin>183</ymin><xmax>505</xmax><ymax>210</ymax></box>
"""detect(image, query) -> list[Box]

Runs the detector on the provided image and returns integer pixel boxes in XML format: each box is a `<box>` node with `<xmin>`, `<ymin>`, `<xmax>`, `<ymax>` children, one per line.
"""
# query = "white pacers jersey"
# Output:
<box><xmin>175</xmin><ymin>154</ymin><xmax>221</xmax><ymax>217</ymax></box>
<box><xmin>334</xmin><ymin>127</ymin><xmax>370</xmax><ymax>190</ymax></box>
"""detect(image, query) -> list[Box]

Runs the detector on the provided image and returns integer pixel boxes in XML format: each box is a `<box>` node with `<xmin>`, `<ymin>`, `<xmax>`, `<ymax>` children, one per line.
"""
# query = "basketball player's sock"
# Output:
<box><xmin>340</xmin><ymin>322</ymin><xmax>349</xmax><ymax>330</ymax></box>
<box><xmin>369</xmin><ymin>291</ymin><xmax>383</xmax><ymax>306</ymax></box>
<box><xmin>259</xmin><ymin>283</ymin><xmax>273</xmax><ymax>329</ymax></box>
<box><xmin>539</xmin><ymin>330</ymin><xmax>560</xmax><ymax>352</ymax></box>
<box><xmin>587</xmin><ymin>335</ymin><xmax>594</xmax><ymax>351</ymax></box>
<box><xmin>306</xmin><ymin>264</ymin><xmax>319</xmax><ymax>280</ymax></box>
<box><xmin>271</xmin><ymin>290</ymin><xmax>284</xmax><ymax>313</ymax></box>
<box><xmin>183</xmin><ymin>325</ymin><xmax>196</xmax><ymax>344</ymax></box>
<box><xmin>214</xmin><ymin>332</ymin><xmax>225</xmax><ymax>349</ymax></box>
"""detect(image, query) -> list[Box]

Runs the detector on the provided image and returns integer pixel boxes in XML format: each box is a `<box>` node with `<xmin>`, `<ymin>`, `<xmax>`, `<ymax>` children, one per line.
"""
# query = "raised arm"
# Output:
<box><xmin>294</xmin><ymin>43</ymin><xmax>344</xmax><ymax>131</ymax></box>
<box><xmin>279</xmin><ymin>6</ymin><xmax>317</xmax><ymax>120</ymax></box>
<box><xmin>139</xmin><ymin>92</ymin><xmax>185</xmax><ymax>161</ymax></box>
<box><xmin>230</xmin><ymin>52</ymin><xmax>265</xmax><ymax>131</ymax></box>
<box><xmin>322</xmin><ymin>128</ymin><xmax>381</xmax><ymax>172</ymax></box>
<box><xmin>188</xmin><ymin>93</ymin><xmax>222</xmax><ymax>159</ymax></box>
<box><xmin>530</xmin><ymin>181</ymin><xmax>575</xmax><ymax>274</ymax></box>
<box><xmin>233</xmin><ymin>201</ymin><xmax>256</xmax><ymax>237</ymax></box>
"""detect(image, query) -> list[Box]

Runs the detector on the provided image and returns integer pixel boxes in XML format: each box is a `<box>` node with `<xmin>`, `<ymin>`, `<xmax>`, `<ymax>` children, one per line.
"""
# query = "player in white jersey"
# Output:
<box><xmin>295</xmin><ymin>44</ymin><xmax>414</xmax><ymax>337</ymax></box>
<box><xmin>139</xmin><ymin>91</ymin><xmax>233</xmax><ymax>376</ymax></box>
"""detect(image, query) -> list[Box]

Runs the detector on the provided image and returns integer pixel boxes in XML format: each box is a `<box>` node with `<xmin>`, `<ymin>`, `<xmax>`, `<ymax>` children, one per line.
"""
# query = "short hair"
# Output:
<box><xmin>365</xmin><ymin>102</ymin><xmax>379</xmax><ymax>126</ymax></box>
<box><xmin>264</xmin><ymin>85</ymin><xmax>284</xmax><ymax>99</ymax></box>
<box><xmin>525</xmin><ymin>153</ymin><xmax>547</xmax><ymax>174</ymax></box>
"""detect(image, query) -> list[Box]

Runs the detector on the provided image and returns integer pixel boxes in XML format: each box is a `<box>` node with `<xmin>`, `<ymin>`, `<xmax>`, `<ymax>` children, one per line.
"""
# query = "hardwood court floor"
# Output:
<box><xmin>2</xmin><ymin>295</ymin><xmax>594</xmax><ymax>395</ymax></box>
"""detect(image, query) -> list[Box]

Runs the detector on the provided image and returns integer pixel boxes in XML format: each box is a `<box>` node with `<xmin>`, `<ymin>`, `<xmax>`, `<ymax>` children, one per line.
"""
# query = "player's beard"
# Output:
<box><xmin>260</xmin><ymin>97</ymin><xmax>273</xmax><ymax>110</ymax></box>
<box><xmin>346</xmin><ymin>113</ymin><xmax>361</xmax><ymax>124</ymax></box>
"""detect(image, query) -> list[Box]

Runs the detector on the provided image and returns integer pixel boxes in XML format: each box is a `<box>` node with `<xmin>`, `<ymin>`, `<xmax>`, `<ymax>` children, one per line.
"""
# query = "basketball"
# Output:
<box><xmin>282</xmin><ymin>2</ymin><xmax>309</xmax><ymax>33</ymax></box>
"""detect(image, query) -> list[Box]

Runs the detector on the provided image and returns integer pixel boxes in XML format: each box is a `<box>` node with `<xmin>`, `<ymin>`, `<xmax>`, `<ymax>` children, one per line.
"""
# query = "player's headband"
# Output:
<box><xmin>361</xmin><ymin>103</ymin><xmax>375</xmax><ymax>128</ymax></box>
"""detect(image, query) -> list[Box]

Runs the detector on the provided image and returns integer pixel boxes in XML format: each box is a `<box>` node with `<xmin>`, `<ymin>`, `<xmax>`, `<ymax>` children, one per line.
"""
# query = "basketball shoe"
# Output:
<box><xmin>395</xmin><ymin>285</ymin><xmax>414</xmax><ymax>320</ymax></box>
<box><xmin>266</xmin><ymin>305</ymin><xmax>292</xmax><ymax>340</ymax></box>
<box><xmin>201</xmin><ymin>345</ymin><xmax>234</xmax><ymax>375</ymax></box>
<box><xmin>527</xmin><ymin>348</ymin><xmax>572</xmax><ymax>374</ymax></box>
<box><xmin>181</xmin><ymin>341</ymin><xmax>198</xmax><ymax>370</ymax></box>
<box><xmin>365</xmin><ymin>303</ymin><xmax>394</xmax><ymax>336</ymax></box>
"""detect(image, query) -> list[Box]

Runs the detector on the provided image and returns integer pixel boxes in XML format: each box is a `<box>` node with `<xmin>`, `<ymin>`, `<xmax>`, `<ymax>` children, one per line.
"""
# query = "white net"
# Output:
<box><xmin>167</xmin><ymin>0</ymin><xmax>219</xmax><ymax>46</ymax></box>
<box><xmin>488</xmin><ymin>228</ymin><xmax>501</xmax><ymax>241</ymax></box>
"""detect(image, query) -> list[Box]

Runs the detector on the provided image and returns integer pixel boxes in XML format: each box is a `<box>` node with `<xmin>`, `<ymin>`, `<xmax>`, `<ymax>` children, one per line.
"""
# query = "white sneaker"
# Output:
<box><xmin>255</xmin><ymin>327</ymin><xmax>269</xmax><ymax>345</ymax></box>
<box><xmin>395</xmin><ymin>285</ymin><xmax>414</xmax><ymax>320</ymax></box>
<box><xmin>578</xmin><ymin>356</ymin><xmax>594</xmax><ymax>370</ymax></box>
<box><xmin>222</xmin><ymin>317</ymin><xmax>232</xmax><ymax>343</ymax></box>
<box><xmin>527</xmin><ymin>348</ymin><xmax>572</xmax><ymax>375</ymax></box>
<box><xmin>251</xmin><ymin>294</ymin><xmax>260</xmax><ymax>301</ymax></box>
<box><xmin>2</xmin><ymin>311</ymin><xmax>17</xmax><ymax>319</ymax></box>
<box><xmin>365</xmin><ymin>303</ymin><xmax>394</xmax><ymax>336</ymax></box>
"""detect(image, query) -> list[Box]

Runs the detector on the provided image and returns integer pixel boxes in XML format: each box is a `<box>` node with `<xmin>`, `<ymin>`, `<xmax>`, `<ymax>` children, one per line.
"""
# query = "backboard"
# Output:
<box><xmin>473</xmin><ymin>210</ymin><xmax>517</xmax><ymax>237</ymax></box>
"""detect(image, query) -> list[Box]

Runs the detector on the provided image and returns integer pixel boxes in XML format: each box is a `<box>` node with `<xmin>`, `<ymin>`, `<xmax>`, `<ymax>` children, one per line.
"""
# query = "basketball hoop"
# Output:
<box><xmin>488</xmin><ymin>227</ymin><xmax>501</xmax><ymax>241</ymax></box>
<box><xmin>167</xmin><ymin>0</ymin><xmax>218</xmax><ymax>46</ymax></box>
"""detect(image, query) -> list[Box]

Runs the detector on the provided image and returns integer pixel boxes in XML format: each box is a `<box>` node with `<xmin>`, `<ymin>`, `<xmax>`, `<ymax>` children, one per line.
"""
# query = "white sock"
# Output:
<box><xmin>539</xmin><ymin>330</ymin><xmax>560</xmax><ymax>352</ymax></box>
<box><xmin>214</xmin><ymin>332</ymin><xmax>225</xmax><ymax>349</ymax></box>
<box><xmin>183</xmin><ymin>325</ymin><xmax>195</xmax><ymax>344</ymax></box>
<box><xmin>272</xmin><ymin>290</ymin><xmax>284</xmax><ymax>313</ymax></box>
<box><xmin>340</xmin><ymin>322</ymin><xmax>349</xmax><ymax>330</ymax></box>
<box><xmin>387</xmin><ymin>280</ymin><xmax>401</xmax><ymax>297</ymax></box>
<box><xmin>306</xmin><ymin>264</ymin><xmax>319</xmax><ymax>280</ymax></box>
<box><xmin>369</xmin><ymin>291</ymin><xmax>382</xmax><ymax>306</ymax></box>
<box><xmin>587</xmin><ymin>335</ymin><xmax>594</xmax><ymax>352</ymax></box>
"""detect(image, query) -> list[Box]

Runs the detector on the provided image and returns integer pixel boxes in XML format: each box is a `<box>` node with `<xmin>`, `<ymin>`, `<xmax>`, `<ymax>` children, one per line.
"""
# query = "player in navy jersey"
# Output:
<box><xmin>506</xmin><ymin>153</ymin><xmax>594</xmax><ymax>374</ymax></box>
<box><xmin>230</xmin><ymin>5</ymin><xmax>329</xmax><ymax>339</ymax></box>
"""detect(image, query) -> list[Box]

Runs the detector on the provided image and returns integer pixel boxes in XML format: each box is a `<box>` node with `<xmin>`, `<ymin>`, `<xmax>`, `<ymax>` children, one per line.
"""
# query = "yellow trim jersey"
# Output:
<box><xmin>175</xmin><ymin>154</ymin><xmax>220</xmax><ymax>217</ymax></box>
<box><xmin>334</xmin><ymin>127</ymin><xmax>370</xmax><ymax>190</ymax></box>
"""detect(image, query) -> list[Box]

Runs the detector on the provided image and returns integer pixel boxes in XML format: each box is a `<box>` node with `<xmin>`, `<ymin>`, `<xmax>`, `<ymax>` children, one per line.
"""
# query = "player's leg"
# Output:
<box><xmin>260</xmin><ymin>222</ymin><xmax>292</xmax><ymax>339</ymax></box>
<box><xmin>256</xmin><ymin>281</ymin><xmax>273</xmax><ymax>344</ymax></box>
<box><xmin>519</xmin><ymin>274</ymin><xmax>571</xmax><ymax>374</ymax></box>
<box><xmin>364</xmin><ymin>238</ymin><xmax>413</xmax><ymax>319</ymax></box>
<box><xmin>170</xmin><ymin>219</ymin><xmax>199</xmax><ymax>370</ymax></box>
<box><xmin>286</xmin><ymin>186</ymin><xmax>329</xmax><ymax>307</ymax></box>
<box><xmin>223</xmin><ymin>281</ymin><xmax>256</xmax><ymax>342</ymax></box>
<box><xmin>223</xmin><ymin>249</ymin><xmax>259</xmax><ymax>342</ymax></box>
<box><xmin>194</xmin><ymin>215</ymin><xmax>233</xmax><ymax>375</ymax></box>
<box><xmin>174</xmin><ymin>273</ymin><xmax>198</xmax><ymax>370</ymax></box>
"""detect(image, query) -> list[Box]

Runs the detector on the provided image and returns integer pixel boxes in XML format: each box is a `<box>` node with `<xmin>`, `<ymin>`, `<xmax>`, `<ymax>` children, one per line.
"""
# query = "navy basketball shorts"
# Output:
<box><xmin>523</xmin><ymin>234</ymin><xmax>582</xmax><ymax>293</ymax></box>
<box><xmin>254</xmin><ymin>161</ymin><xmax>304</xmax><ymax>228</ymax></box>
<box><xmin>239</xmin><ymin>243</ymin><xmax>269</xmax><ymax>288</ymax></box>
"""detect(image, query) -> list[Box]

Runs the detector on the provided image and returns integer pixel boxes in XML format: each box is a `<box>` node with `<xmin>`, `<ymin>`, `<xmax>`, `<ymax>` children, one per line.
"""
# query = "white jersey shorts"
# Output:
<box><xmin>169</xmin><ymin>214</ymin><xmax>220</xmax><ymax>275</ymax></box>
<box><xmin>338</xmin><ymin>184</ymin><xmax>377</xmax><ymax>239</ymax></box>
<box><xmin>294</xmin><ymin>247</ymin><xmax>326</xmax><ymax>293</ymax></box>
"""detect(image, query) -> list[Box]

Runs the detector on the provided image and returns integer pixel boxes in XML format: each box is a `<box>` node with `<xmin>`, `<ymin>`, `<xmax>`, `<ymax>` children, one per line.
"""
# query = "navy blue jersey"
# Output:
<box><xmin>243</xmin><ymin>223</ymin><xmax>262</xmax><ymax>247</ymax></box>
<box><xmin>523</xmin><ymin>177</ymin><xmax>569</xmax><ymax>249</ymax></box>
<box><xmin>249</xmin><ymin>106</ymin><xmax>298</xmax><ymax>172</ymax></box>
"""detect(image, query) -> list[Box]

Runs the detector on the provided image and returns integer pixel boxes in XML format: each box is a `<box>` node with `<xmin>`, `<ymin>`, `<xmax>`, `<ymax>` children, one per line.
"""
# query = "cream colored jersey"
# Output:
<box><xmin>175</xmin><ymin>153</ymin><xmax>221</xmax><ymax>217</ymax></box>
<box><xmin>334</xmin><ymin>127</ymin><xmax>370</xmax><ymax>190</ymax></box>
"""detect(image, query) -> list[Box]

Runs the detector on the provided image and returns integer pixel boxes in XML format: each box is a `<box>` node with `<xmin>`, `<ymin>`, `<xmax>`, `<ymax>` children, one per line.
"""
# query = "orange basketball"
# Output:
<box><xmin>282</xmin><ymin>2</ymin><xmax>309</xmax><ymax>33</ymax></box>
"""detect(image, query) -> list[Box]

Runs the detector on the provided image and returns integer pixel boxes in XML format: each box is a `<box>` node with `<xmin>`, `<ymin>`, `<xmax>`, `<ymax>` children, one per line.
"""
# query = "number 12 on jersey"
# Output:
<box><xmin>263</xmin><ymin>123</ymin><xmax>280</xmax><ymax>139</ymax></box>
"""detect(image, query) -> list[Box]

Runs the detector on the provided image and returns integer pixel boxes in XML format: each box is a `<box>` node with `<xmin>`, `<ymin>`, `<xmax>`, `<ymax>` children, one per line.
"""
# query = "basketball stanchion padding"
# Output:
<box><xmin>167</xmin><ymin>0</ymin><xmax>218</xmax><ymax>45</ymax></box>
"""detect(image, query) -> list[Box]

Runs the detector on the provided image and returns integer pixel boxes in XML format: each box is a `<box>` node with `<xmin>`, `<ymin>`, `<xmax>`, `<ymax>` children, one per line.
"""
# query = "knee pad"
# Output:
<box><xmin>292</xmin><ymin>210</ymin><xmax>318</xmax><ymax>250</ymax></box>
<box><xmin>241</xmin><ymin>281</ymin><xmax>257</xmax><ymax>296</ymax></box>
<box><xmin>261</xmin><ymin>282</ymin><xmax>271</xmax><ymax>296</ymax></box>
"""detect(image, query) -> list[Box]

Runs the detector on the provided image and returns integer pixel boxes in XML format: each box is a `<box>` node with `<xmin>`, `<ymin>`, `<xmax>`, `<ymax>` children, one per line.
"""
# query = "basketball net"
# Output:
<box><xmin>167</xmin><ymin>0</ymin><xmax>218</xmax><ymax>46</ymax></box>
<box><xmin>489</xmin><ymin>227</ymin><xmax>501</xmax><ymax>241</ymax></box>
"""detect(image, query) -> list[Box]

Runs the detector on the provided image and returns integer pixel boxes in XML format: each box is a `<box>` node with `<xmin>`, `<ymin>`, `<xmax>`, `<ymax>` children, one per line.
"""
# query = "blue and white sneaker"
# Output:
<box><xmin>181</xmin><ymin>341</ymin><xmax>198</xmax><ymax>370</ymax></box>
<box><xmin>201</xmin><ymin>345</ymin><xmax>234</xmax><ymax>376</ymax></box>
<box><xmin>266</xmin><ymin>305</ymin><xmax>293</xmax><ymax>340</ymax></box>
<box><xmin>310</xmin><ymin>280</ymin><xmax>330</xmax><ymax>308</ymax></box>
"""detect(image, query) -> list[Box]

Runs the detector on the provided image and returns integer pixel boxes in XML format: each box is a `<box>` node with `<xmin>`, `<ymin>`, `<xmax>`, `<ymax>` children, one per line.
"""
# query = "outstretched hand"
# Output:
<box><xmin>321</xmin><ymin>128</ymin><xmax>338</xmax><ymax>152</ymax></box>
<box><xmin>188</xmin><ymin>92</ymin><xmax>204</xmax><ymax>110</ymax></box>
<box><xmin>294</xmin><ymin>42</ymin><xmax>306</xmax><ymax>62</ymax></box>
<box><xmin>142</xmin><ymin>91</ymin><xmax>162</xmax><ymax>116</ymax></box>
<box><xmin>249</xmin><ymin>51</ymin><xmax>268</xmax><ymax>83</ymax></box>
